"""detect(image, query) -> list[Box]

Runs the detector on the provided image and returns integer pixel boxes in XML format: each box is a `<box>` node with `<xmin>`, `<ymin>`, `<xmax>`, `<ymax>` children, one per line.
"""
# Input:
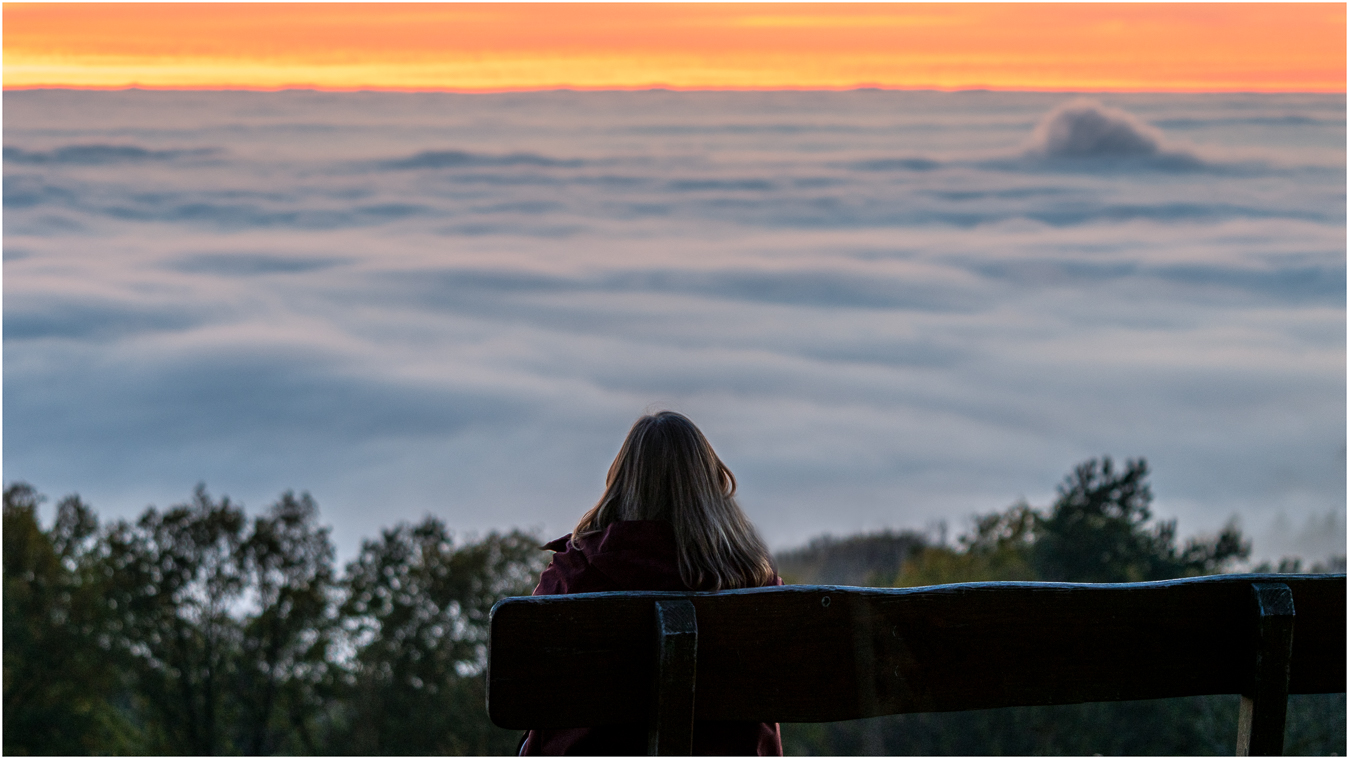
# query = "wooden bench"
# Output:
<box><xmin>488</xmin><ymin>573</ymin><xmax>1345</xmax><ymax>756</ymax></box>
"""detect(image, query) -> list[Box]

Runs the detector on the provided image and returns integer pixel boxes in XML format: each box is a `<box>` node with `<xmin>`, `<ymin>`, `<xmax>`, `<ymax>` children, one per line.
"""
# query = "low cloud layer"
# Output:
<box><xmin>4</xmin><ymin>144</ymin><xmax>220</xmax><ymax>166</ymax></box>
<box><xmin>376</xmin><ymin>149</ymin><xmax>586</xmax><ymax>171</ymax></box>
<box><xmin>5</xmin><ymin>90</ymin><xmax>1344</xmax><ymax>565</ymax></box>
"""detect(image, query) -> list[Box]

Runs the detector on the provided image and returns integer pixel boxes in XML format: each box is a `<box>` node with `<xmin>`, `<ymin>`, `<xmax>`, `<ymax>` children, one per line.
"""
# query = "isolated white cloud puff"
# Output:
<box><xmin>1024</xmin><ymin>98</ymin><xmax>1203</xmax><ymax>168</ymax></box>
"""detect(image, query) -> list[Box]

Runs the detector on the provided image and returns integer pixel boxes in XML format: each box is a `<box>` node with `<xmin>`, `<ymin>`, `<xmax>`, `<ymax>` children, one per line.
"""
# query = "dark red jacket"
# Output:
<box><xmin>521</xmin><ymin>520</ymin><xmax>784</xmax><ymax>756</ymax></box>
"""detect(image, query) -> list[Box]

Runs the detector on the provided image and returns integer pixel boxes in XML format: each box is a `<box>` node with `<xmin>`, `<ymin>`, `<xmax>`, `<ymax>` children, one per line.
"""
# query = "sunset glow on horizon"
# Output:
<box><xmin>5</xmin><ymin>3</ymin><xmax>1345</xmax><ymax>93</ymax></box>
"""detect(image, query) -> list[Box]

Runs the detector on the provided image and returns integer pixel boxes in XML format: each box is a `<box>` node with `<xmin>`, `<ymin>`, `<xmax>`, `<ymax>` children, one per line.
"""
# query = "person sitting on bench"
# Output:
<box><xmin>521</xmin><ymin>410</ymin><xmax>784</xmax><ymax>756</ymax></box>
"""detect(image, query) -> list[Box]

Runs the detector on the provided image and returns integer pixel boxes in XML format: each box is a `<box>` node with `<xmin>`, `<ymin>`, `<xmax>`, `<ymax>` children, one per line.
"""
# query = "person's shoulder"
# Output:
<box><xmin>533</xmin><ymin>533</ymin><xmax>610</xmax><ymax>596</ymax></box>
<box><xmin>542</xmin><ymin>534</ymin><xmax>573</xmax><ymax>553</ymax></box>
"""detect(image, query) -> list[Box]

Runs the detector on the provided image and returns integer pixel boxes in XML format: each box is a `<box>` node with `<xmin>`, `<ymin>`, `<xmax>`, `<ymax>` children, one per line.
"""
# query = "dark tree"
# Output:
<box><xmin>235</xmin><ymin>491</ymin><xmax>339</xmax><ymax>755</ymax></box>
<box><xmin>102</xmin><ymin>484</ymin><xmax>248</xmax><ymax>754</ymax></box>
<box><xmin>331</xmin><ymin>519</ymin><xmax>546</xmax><ymax>755</ymax></box>
<box><xmin>1032</xmin><ymin>457</ymin><xmax>1249</xmax><ymax>582</ymax></box>
<box><xmin>3</xmin><ymin>484</ymin><xmax>137</xmax><ymax>754</ymax></box>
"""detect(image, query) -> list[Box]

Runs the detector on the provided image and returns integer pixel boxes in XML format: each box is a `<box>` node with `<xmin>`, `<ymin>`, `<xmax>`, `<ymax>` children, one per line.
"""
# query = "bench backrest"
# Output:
<box><xmin>488</xmin><ymin>573</ymin><xmax>1344</xmax><ymax>754</ymax></box>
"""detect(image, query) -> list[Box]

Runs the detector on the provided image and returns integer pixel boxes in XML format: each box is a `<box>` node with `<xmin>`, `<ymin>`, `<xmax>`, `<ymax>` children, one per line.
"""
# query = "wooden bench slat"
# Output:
<box><xmin>648</xmin><ymin>599</ymin><xmax>698</xmax><ymax>755</ymax></box>
<box><xmin>1236</xmin><ymin>583</ymin><xmax>1296</xmax><ymax>756</ymax></box>
<box><xmin>487</xmin><ymin>573</ymin><xmax>1345</xmax><ymax>730</ymax></box>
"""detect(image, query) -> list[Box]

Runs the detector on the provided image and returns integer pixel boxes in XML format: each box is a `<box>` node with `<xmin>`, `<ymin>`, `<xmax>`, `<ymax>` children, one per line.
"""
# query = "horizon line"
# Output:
<box><xmin>8</xmin><ymin>84</ymin><xmax>1345</xmax><ymax>95</ymax></box>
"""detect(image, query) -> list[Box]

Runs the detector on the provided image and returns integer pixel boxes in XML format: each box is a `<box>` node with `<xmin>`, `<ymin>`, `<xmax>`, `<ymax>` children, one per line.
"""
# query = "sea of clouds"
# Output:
<box><xmin>4</xmin><ymin>90</ymin><xmax>1344</xmax><ymax>564</ymax></box>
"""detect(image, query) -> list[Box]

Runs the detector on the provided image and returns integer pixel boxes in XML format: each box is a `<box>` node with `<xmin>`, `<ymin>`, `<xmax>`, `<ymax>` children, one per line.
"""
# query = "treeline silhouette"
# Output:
<box><xmin>5</xmin><ymin>458</ymin><xmax>1344</xmax><ymax>755</ymax></box>
<box><xmin>5</xmin><ymin>483</ymin><xmax>546</xmax><ymax>755</ymax></box>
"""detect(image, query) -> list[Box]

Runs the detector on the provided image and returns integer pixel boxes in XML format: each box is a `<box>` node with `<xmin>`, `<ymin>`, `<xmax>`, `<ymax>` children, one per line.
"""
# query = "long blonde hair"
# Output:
<box><xmin>573</xmin><ymin>411</ymin><xmax>775</xmax><ymax>591</ymax></box>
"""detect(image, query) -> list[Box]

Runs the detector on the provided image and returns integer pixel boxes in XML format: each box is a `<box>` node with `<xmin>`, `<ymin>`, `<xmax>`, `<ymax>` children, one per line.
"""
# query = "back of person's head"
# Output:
<box><xmin>573</xmin><ymin>411</ymin><xmax>775</xmax><ymax>591</ymax></box>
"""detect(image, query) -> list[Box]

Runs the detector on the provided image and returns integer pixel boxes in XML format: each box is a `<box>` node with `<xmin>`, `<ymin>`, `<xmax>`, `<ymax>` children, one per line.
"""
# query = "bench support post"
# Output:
<box><xmin>649</xmin><ymin>599</ymin><xmax>697</xmax><ymax>756</ymax></box>
<box><xmin>1236</xmin><ymin>583</ymin><xmax>1294</xmax><ymax>756</ymax></box>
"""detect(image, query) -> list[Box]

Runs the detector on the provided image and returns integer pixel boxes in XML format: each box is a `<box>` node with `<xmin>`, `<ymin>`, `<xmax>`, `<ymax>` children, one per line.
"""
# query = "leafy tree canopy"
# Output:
<box><xmin>3</xmin><ymin>482</ymin><xmax>545</xmax><ymax>756</ymax></box>
<box><xmin>897</xmin><ymin>456</ymin><xmax>1250</xmax><ymax>586</ymax></box>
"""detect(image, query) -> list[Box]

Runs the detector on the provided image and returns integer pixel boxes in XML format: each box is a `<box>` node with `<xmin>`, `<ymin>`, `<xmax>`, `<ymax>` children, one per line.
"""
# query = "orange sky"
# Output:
<box><xmin>4</xmin><ymin>3</ymin><xmax>1345</xmax><ymax>93</ymax></box>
